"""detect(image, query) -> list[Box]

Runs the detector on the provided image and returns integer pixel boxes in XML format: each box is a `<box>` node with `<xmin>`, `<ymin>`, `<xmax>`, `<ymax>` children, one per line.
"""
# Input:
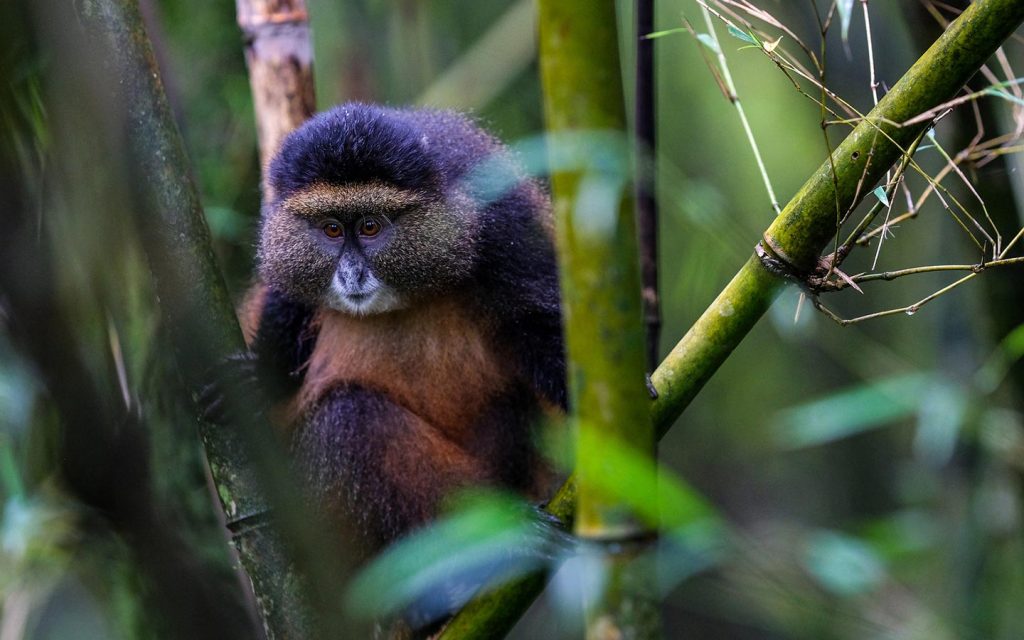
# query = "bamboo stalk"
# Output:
<box><xmin>439</xmin><ymin>0</ymin><xmax>1024</xmax><ymax>636</ymax></box>
<box><xmin>537</xmin><ymin>0</ymin><xmax>660</xmax><ymax>638</ymax></box>
<box><xmin>73</xmin><ymin>1</ymin><xmax>355</xmax><ymax>638</ymax></box>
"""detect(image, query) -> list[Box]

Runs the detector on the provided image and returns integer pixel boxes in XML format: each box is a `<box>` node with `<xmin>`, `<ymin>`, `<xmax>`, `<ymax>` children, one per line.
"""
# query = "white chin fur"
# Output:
<box><xmin>324</xmin><ymin>273</ymin><xmax>403</xmax><ymax>315</ymax></box>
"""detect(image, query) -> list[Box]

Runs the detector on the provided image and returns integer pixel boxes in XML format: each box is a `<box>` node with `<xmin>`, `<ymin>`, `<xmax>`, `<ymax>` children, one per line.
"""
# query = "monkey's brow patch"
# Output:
<box><xmin>282</xmin><ymin>183</ymin><xmax>429</xmax><ymax>221</ymax></box>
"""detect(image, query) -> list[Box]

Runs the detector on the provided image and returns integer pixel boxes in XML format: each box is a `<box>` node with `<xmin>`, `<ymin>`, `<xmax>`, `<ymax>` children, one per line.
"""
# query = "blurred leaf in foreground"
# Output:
<box><xmin>773</xmin><ymin>373</ymin><xmax>934</xmax><ymax>449</ymax></box>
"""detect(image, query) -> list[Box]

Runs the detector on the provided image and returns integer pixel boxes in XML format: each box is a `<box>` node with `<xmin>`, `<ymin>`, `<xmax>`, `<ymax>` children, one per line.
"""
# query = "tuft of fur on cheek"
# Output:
<box><xmin>258</xmin><ymin>214</ymin><xmax>335</xmax><ymax>304</ymax></box>
<box><xmin>373</xmin><ymin>195</ymin><xmax>478</xmax><ymax>294</ymax></box>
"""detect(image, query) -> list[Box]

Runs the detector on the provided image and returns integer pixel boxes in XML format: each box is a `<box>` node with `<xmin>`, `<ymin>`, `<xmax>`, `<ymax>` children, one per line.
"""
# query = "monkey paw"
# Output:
<box><xmin>197</xmin><ymin>351</ymin><xmax>271</xmax><ymax>426</ymax></box>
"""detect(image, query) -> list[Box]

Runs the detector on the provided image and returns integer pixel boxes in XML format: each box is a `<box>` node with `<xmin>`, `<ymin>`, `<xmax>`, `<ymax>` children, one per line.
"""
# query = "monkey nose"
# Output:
<box><xmin>336</xmin><ymin>263</ymin><xmax>370</xmax><ymax>291</ymax></box>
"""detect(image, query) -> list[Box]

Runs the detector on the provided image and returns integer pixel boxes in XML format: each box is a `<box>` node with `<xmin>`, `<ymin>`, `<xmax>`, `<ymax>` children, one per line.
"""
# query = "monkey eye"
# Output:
<box><xmin>322</xmin><ymin>221</ymin><xmax>343</xmax><ymax>239</ymax></box>
<box><xmin>359</xmin><ymin>217</ymin><xmax>383</xmax><ymax>238</ymax></box>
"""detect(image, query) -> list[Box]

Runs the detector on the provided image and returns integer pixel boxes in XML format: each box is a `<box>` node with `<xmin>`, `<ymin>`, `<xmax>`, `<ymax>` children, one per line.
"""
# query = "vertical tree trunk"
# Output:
<box><xmin>236</xmin><ymin>0</ymin><xmax>316</xmax><ymax>188</ymax></box>
<box><xmin>74</xmin><ymin>1</ymin><xmax>338</xmax><ymax>638</ymax></box>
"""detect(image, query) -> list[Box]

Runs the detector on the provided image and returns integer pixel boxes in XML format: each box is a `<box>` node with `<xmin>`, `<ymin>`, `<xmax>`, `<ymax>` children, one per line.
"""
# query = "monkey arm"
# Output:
<box><xmin>474</xmin><ymin>191</ymin><xmax>568</xmax><ymax>411</ymax></box>
<box><xmin>199</xmin><ymin>287</ymin><xmax>316</xmax><ymax>424</ymax></box>
<box><xmin>501</xmin><ymin>311</ymin><xmax>567</xmax><ymax>411</ymax></box>
<box><xmin>249</xmin><ymin>287</ymin><xmax>317</xmax><ymax>394</ymax></box>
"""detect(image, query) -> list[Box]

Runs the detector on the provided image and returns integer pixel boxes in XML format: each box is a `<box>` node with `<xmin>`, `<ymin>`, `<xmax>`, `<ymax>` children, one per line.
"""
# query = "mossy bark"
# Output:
<box><xmin>74</xmin><ymin>1</ymin><xmax>327</xmax><ymax>637</ymax></box>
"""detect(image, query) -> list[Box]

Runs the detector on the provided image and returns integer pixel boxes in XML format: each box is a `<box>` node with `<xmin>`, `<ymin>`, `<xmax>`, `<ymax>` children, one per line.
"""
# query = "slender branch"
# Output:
<box><xmin>818</xmin><ymin>227</ymin><xmax>1024</xmax><ymax>322</ymax></box>
<box><xmin>814</xmin><ymin>271</ymin><xmax>978</xmax><ymax>325</ymax></box>
<box><xmin>822</xmin><ymin>256</ymin><xmax>1024</xmax><ymax>290</ymax></box>
<box><xmin>838</xmin><ymin>129</ymin><xmax>927</xmax><ymax>256</ymax></box>
<box><xmin>636</xmin><ymin>0</ymin><xmax>661</xmax><ymax>371</ymax></box>
<box><xmin>439</xmin><ymin>1</ymin><xmax>1024</xmax><ymax>636</ymax></box>
<box><xmin>699</xmin><ymin>5</ymin><xmax>781</xmax><ymax>215</ymax></box>
<box><xmin>929</xmin><ymin>129</ymin><xmax>1001</xmax><ymax>255</ymax></box>
<box><xmin>861</xmin><ymin>1</ymin><xmax>880</xmax><ymax>104</ymax></box>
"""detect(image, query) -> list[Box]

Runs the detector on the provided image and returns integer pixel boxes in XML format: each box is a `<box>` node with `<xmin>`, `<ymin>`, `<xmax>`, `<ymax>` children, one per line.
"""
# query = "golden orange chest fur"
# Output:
<box><xmin>297</xmin><ymin>297</ymin><xmax>511</xmax><ymax>441</ymax></box>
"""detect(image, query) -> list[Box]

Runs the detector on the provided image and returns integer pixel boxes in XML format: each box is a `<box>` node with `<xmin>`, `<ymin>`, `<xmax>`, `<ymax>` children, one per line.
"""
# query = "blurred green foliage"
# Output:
<box><xmin>2</xmin><ymin>0</ymin><xmax>1023</xmax><ymax>638</ymax></box>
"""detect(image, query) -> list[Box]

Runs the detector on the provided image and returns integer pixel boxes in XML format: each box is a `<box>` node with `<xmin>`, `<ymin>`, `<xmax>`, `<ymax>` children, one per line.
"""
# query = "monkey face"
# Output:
<box><xmin>258</xmin><ymin>182</ymin><xmax>478</xmax><ymax>315</ymax></box>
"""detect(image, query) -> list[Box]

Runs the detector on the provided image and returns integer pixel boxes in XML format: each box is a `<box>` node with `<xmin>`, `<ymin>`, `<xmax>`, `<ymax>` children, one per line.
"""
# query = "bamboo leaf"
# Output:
<box><xmin>762</xmin><ymin>36</ymin><xmax>783</xmax><ymax>53</ymax></box>
<box><xmin>578</xmin><ymin>429</ymin><xmax>722</xmax><ymax>530</ymax></box>
<box><xmin>803</xmin><ymin>530</ymin><xmax>885</xmax><ymax>597</ymax></box>
<box><xmin>873</xmin><ymin>185</ymin><xmax>890</xmax><ymax>207</ymax></box>
<box><xmin>345</xmin><ymin>493</ymin><xmax>549</xmax><ymax>619</ymax></box>
<box><xmin>774</xmin><ymin>373</ymin><xmax>933</xmax><ymax>448</ymax></box>
<box><xmin>645</xmin><ymin>27</ymin><xmax>688</xmax><ymax>40</ymax></box>
<box><xmin>975</xmin><ymin>323</ymin><xmax>1024</xmax><ymax>391</ymax></box>
<box><xmin>726</xmin><ymin>24</ymin><xmax>757</xmax><ymax>45</ymax></box>
<box><xmin>837</xmin><ymin>0</ymin><xmax>855</xmax><ymax>44</ymax></box>
<box><xmin>696</xmin><ymin>33</ymin><xmax>720</xmax><ymax>53</ymax></box>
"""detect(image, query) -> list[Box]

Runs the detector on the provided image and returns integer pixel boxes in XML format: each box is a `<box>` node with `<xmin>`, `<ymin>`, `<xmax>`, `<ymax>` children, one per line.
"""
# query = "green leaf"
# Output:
<box><xmin>913</xmin><ymin>381</ymin><xmax>967</xmax><ymax>466</ymax></box>
<box><xmin>726</xmin><ymin>24</ymin><xmax>757</xmax><ymax>45</ymax></box>
<box><xmin>696</xmin><ymin>33</ymin><xmax>720</xmax><ymax>53</ymax></box>
<box><xmin>803</xmin><ymin>530</ymin><xmax>885</xmax><ymax>597</ymax></box>
<box><xmin>644</xmin><ymin>27</ymin><xmax>688</xmax><ymax>40</ymax></box>
<box><xmin>763</xmin><ymin>36</ymin><xmax>783</xmax><ymax>53</ymax></box>
<box><xmin>577</xmin><ymin>428</ymin><xmax>723</xmax><ymax>531</ymax></box>
<box><xmin>861</xmin><ymin>510</ymin><xmax>939</xmax><ymax>559</ymax></box>
<box><xmin>0</xmin><ymin>444</ymin><xmax>23</xmax><ymax>498</ymax></box>
<box><xmin>872</xmin><ymin>185</ymin><xmax>890</xmax><ymax>207</ymax></box>
<box><xmin>774</xmin><ymin>373</ymin><xmax>933</xmax><ymax>448</ymax></box>
<box><xmin>204</xmin><ymin>205</ymin><xmax>249</xmax><ymax>242</ymax></box>
<box><xmin>975</xmin><ymin>322</ymin><xmax>1024</xmax><ymax>391</ymax></box>
<box><xmin>344</xmin><ymin>492</ymin><xmax>550</xmax><ymax>618</ymax></box>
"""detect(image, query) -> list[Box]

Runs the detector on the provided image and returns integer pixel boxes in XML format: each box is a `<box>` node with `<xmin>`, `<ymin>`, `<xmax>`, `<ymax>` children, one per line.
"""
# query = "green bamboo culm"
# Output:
<box><xmin>538</xmin><ymin>0</ymin><xmax>652</xmax><ymax>540</ymax></box>
<box><xmin>542</xmin><ymin>0</ymin><xmax>660</xmax><ymax>638</ymax></box>
<box><xmin>440</xmin><ymin>0</ymin><xmax>1024</xmax><ymax>637</ymax></box>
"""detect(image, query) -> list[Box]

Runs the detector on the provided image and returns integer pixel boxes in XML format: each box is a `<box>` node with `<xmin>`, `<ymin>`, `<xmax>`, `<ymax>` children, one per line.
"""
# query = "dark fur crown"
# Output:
<box><xmin>268</xmin><ymin>103</ymin><xmax>504</xmax><ymax>207</ymax></box>
<box><xmin>269</xmin><ymin>104</ymin><xmax>438</xmax><ymax>201</ymax></box>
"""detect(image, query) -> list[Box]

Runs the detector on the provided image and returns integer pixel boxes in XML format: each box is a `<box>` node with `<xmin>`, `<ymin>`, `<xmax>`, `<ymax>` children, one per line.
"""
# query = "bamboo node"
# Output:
<box><xmin>237</xmin><ymin>8</ymin><xmax>309</xmax><ymax>30</ymax></box>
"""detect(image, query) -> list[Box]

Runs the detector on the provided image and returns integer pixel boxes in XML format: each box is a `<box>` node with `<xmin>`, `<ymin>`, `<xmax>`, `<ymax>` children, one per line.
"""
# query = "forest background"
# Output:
<box><xmin>1</xmin><ymin>1</ymin><xmax>1024</xmax><ymax>638</ymax></box>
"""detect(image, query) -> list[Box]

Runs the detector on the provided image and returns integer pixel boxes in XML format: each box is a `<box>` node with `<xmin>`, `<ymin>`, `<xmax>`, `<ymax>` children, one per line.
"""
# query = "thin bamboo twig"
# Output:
<box><xmin>636</xmin><ymin>0</ymin><xmax>661</xmax><ymax>371</ymax></box>
<box><xmin>821</xmin><ymin>256</ymin><xmax>1024</xmax><ymax>290</ymax></box>
<box><xmin>929</xmin><ymin>128</ymin><xmax>1001</xmax><ymax>255</ymax></box>
<box><xmin>814</xmin><ymin>272</ymin><xmax>978</xmax><ymax>324</ymax></box>
<box><xmin>862</xmin><ymin>1</ymin><xmax>880</xmax><ymax>103</ymax></box>
<box><xmin>859</xmin><ymin>0</ymin><xmax>898</xmax><ymax>270</ymax></box>
<box><xmin>699</xmin><ymin>5</ymin><xmax>781</xmax><ymax>215</ymax></box>
<box><xmin>815</xmin><ymin>227</ymin><xmax>1024</xmax><ymax>323</ymax></box>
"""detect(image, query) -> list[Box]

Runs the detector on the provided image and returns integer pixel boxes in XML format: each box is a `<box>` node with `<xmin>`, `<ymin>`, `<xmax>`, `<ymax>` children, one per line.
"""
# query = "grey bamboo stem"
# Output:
<box><xmin>75</xmin><ymin>1</ymin><xmax>336</xmax><ymax>638</ymax></box>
